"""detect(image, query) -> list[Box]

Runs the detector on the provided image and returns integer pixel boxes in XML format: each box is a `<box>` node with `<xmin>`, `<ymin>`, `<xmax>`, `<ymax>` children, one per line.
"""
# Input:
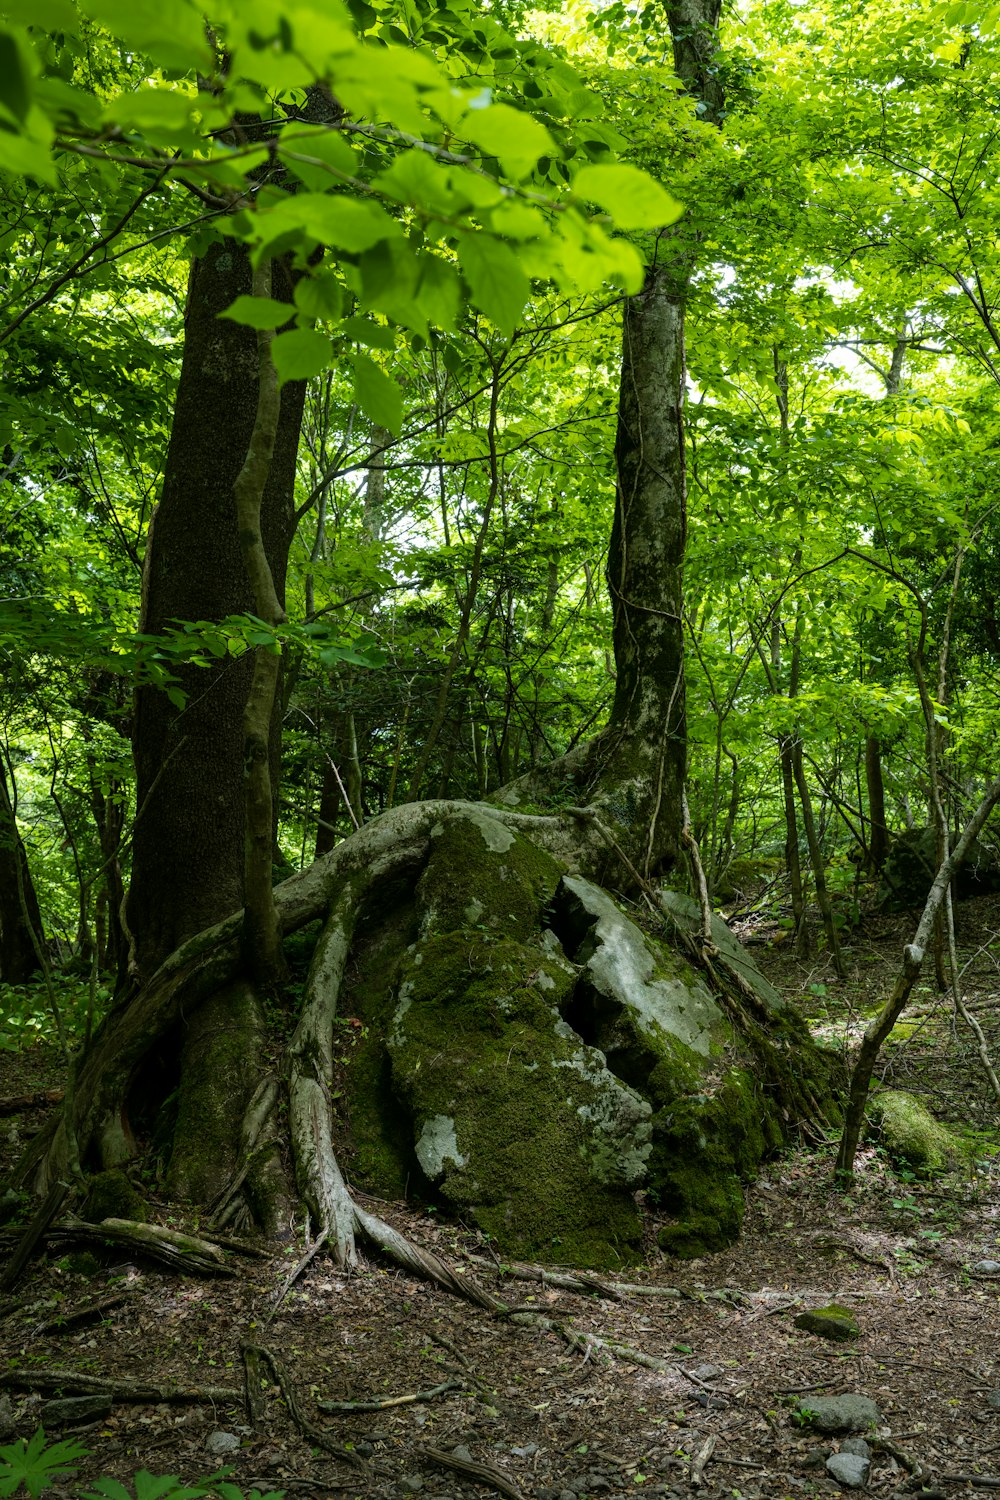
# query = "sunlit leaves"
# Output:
<box><xmin>271</xmin><ymin>326</ymin><xmax>333</xmax><ymax>384</ymax></box>
<box><xmin>219</xmin><ymin>296</ymin><xmax>295</xmax><ymax>330</ymax></box>
<box><xmin>572</xmin><ymin>164</ymin><xmax>683</xmax><ymax>230</ymax></box>
<box><xmin>457</xmin><ymin>233</ymin><xmax>531</xmax><ymax>336</ymax></box>
<box><xmin>350</xmin><ymin>351</ymin><xmax>402</xmax><ymax>433</ymax></box>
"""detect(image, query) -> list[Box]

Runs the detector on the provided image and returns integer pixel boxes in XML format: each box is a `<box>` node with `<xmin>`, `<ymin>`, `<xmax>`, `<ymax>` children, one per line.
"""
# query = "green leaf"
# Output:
<box><xmin>78</xmin><ymin>0</ymin><xmax>211</xmax><ymax>69</ymax></box>
<box><xmin>341</xmin><ymin>315</ymin><xmax>395</xmax><ymax>349</ymax></box>
<box><xmin>375</xmin><ymin>147</ymin><xmax>457</xmax><ymax>216</ymax></box>
<box><xmin>351</xmin><ymin>353</ymin><xmax>402</xmax><ymax>434</ymax></box>
<box><xmin>293</xmin><ymin>271</ymin><xmax>344</xmax><ymax>323</ymax></box>
<box><xmin>0</xmin><ymin>1428</ymin><xmax>88</xmax><ymax>1498</ymax></box>
<box><xmin>0</xmin><ymin>31</ymin><xmax>31</xmax><ymax>123</ymax></box>
<box><xmin>461</xmin><ymin>101</ymin><xmax>554</xmax><ymax>179</ymax></box>
<box><xmin>255</xmin><ymin>193</ymin><xmax>400</xmax><ymax>258</ymax></box>
<box><xmin>1</xmin><ymin>0</ymin><xmax>78</xmax><ymax>29</ymax></box>
<box><xmin>271</xmin><ymin>327</ymin><xmax>333</xmax><ymax>385</ymax></box>
<box><xmin>282</xmin><ymin>127</ymin><xmax>356</xmax><ymax>191</ymax></box>
<box><xmin>0</xmin><ymin>118</ymin><xmax>55</xmax><ymax>184</ymax></box>
<box><xmin>218</xmin><ymin>295</ymin><xmax>294</xmax><ymax>330</ymax></box>
<box><xmin>413</xmin><ymin>255</ymin><xmax>460</xmax><ymax>332</ymax></box>
<box><xmin>457</xmin><ymin>233</ymin><xmax>530</xmax><ymax>336</ymax></box>
<box><xmin>572</xmin><ymin>164</ymin><xmax>682</xmax><ymax>230</ymax></box>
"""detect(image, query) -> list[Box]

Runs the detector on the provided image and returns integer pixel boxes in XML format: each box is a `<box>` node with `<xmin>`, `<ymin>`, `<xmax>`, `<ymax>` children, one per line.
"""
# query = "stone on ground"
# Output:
<box><xmin>826</xmin><ymin>1451</ymin><xmax>871</xmax><ymax>1488</ymax></box>
<box><xmin>798</xmin><ymin>1394</ymin><xmax>880</xmax><ymax>1433</ymax></box>
<box><xmin>794</xmin><ymin>1303</ymin><xmax>860</xmax><ymax>1341</ymax></box>
<box><xmin>866</xmin><ymin>1090</ymin><xmax>962</xmax><ymax>1176</ymax></box>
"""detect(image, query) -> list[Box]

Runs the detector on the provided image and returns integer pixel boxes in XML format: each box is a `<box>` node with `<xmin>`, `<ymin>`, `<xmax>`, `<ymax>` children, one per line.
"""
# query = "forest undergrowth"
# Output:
<box><xmin>2</xmin><ymin>895</ymin><xmax>1000</xmax><ymax>1500</ymax></box>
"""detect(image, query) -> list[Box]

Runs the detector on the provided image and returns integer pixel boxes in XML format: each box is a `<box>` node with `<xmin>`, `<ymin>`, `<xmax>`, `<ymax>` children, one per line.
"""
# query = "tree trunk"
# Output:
<box><xmin>125</xmin><ymin>239</ymin><xmax>304</xmax><ymax>984</ymax></box>
<box><xmin>0</xmin><ymin>755</ymin><xmax>43</xmax><ymax>983</ymax></box>
<box><xmin>120</xmin><ymin>237</ymin><xmax>306</xmax><ymax>1221</ymax></box>
<box><xmin>865</xmin><ymin>735</ymin><xmax>890</xmax><ymax>873</ymax></box>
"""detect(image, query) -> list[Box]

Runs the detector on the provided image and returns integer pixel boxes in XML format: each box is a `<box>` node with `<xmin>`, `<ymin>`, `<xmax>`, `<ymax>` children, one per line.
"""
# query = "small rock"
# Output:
<box><xmin>794</xmin><ymin>1304</ymin><xmax>860</xmax><ymax>1342</ymax></box>
<box><xmin>839</xmin><ymin>1438</ymin><xmax>870</xmax><ymax>1458</ymax></box>
<box><xmin>802</xmin><ymin>1447</ymin><xmax>829</xmax><ymax>1468</ymax></box>
<box><xmin>512</xmin><ymin>1443</ymin><xmax>539</xmax><ymax>1457</ymax></box>
<box><xmin>973</xmin><ymin>1259</ymin><xmax>1000</xmax><ymax>1274</ymax></box>
<box><xmin>0</xmin><ymin>1396</ymin><xmax>15</xmax><ymax>1441</ymax></box>
<box><xmin>797</xmin><ymin>1395</ymin><xmax>880</xmax><ymax>1433</ymax></box>
<box><xmin>41</xmin><ymin>1396</ymin><xmax>112</xmax><ymax>1427</ymax></box>
<box><xmin>538</xmin><ymin>1489</ymin><xmax>560</xmax><ymax>1500</ymax></box>
<box><xmin>826</xmin><ymin>1452</ymin><xmax>870</xmax><ymax>1488</ymax></box>
<box><xmin>452</xmin><ymin>1446</ymin><xmax>473</xmax><ymax>1464</ymax></box>
<box><xmin>205</xmin><ymin>1431</ymin><xmax>240</xmax><ymax>1457</ymax></box>
<box><xmin>399</xmin><ymin>1476</ymin><xmax>424</xmax><ymax>1493</ymax></box>
<box><xmin>559</xmin><ymin>1491</ymin><xmax>576</xmax><ymax>1500</ymax></box>
<box><xmin>354</xmin><ymin>1442</ymin><xmax>375</xmax><ymax>1459</ymax></box>
<box><xmin>689</xmin><ymin>1362</ymin><xmax>723</xmax><ymax>1381</ymax></box>
<box><xmin>986</xmin><ymin>1391</ymin><xmax>1000</xmax><ymax>1410</ymax></box>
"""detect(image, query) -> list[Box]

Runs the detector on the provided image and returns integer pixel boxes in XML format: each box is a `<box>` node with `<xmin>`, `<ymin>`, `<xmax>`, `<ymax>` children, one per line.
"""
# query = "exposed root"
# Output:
<box><xmin>422</xmin><ymin>1443</ymin><xmax>525</xmax><ymax>1500</ymax></box>
<box><xmin>0</xmin><ymin>1367</ymin><xmax>241</xmax><ymax>1403</ymax></box>
<box><xmin>241</xmin><ymin>1342</ymin><xmax>367</xmax><ymax>1469</ymax></box>
<box><xmin>318</xmin><ymin>1378</ymin><xmax>464</xmax><ymax>1414</ymax></box>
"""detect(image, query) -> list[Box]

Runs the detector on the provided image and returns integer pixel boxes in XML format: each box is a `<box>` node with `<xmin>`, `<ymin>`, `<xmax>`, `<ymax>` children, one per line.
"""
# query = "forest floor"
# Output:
<box><xmin>3</xmin><ymin>895</ymin><xmax>1000</xmax><ymax>1500</ymax></box>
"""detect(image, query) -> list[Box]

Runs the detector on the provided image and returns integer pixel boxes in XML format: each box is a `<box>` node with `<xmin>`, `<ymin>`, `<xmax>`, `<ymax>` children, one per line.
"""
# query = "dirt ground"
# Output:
<box><xmin>3</xmin><ymin>896</ymin><xmax>1000</xmax><ymax>1500</ymax></box>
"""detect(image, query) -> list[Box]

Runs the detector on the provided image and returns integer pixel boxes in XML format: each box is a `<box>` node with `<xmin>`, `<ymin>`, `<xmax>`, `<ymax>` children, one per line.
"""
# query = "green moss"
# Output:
<box><xmin>388</xmin><ymin>929</ymin><xmax>647</xmax><ymax>1268</ymax></box>
<box><xmin>651</xmin><ymin>1069</ymin><xmax>778</xmax><ymax>1258</ymax></box>
<box><xmin>83</xmin><ymin>1169</ymin><xmax>147</xmax><ymax>1224</ymax></box>
<box><xmin>794</xmin><ymin>1304</ymin><xmax>860</xmax><ymax>1341</ymax></box>
<box><xmin>416</xmin><ymin>816</ymin><xmax>564</xmax><ymax>941</ymax></box>
<box><xmin>867</xmin><ymin>1090</ymin><xmax>963</xmax><ymax>1177</ymax></box>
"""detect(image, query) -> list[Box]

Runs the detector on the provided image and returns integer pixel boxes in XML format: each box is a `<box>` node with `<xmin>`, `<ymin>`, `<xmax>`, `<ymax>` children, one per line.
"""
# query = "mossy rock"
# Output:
<box><xmin>867</xmin><ymin>1090</ymin><xmax>963</xmax><ymax>1177</ymax></box>
<box><xmin>339</xmin><ymin>813</ymin><xmax>836</xmax><ymax>1267</ymax></box>
<box><xmin>83</xmin><ymin>1169</ymin><xmax>148</xmax><ymax>1224</ymax></box>
<box><xmin>389</xmin><ymin>931</ymin><xmax>650</xmax><ymax>1267</ymax></box>
<box><xmin>794</xmin><ymin>1303</ymin><xmax>860</xmax><ymax>1341</ymax></box>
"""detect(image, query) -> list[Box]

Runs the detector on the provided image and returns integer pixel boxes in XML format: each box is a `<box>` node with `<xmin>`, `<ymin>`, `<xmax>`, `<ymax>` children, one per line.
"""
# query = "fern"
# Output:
<box><xmin>0</xmin><ymin>1428</ymin><xmax>88</xmax><ymax>1497</ymax></box>
<box><xmin>0</xmin><ymin>1429</ymin><xmax>284</xmax><ymax>1500</ymax></box>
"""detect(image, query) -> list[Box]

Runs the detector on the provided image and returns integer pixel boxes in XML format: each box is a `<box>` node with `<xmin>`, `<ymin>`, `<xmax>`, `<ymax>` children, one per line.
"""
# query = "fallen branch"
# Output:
<box><xmin>318</xmin><ymin>1378</ymin><xmax>464</xmax><ymax>1413</ymax></box>
<box><xmin>241</xmin><ymin>1342</ymin><xmax>365</xmax><ymax>1469</ymax></box>
<box><xmin>35</xmin><ymin>1290</ymin><xmax>133</xmax><ymax>1334</ymax></box>
<box><xmin>422</xmin><ymin>1444</ymin><xmax>524</xmax><ymax>1500</ymax></box>
<box><xmin>0</xmin><ymin>1367</ymin><xmax>241</xmax><ymax>1403</ymax></box>
<box><xmin>0</xmin><ymin>1089</ymin><xmax>64</xmax><ymax>1116</ymax></box>
<box><xmin>57</xmin><ymin>1216</ymin><xmax>231</xmax><ymax>1276</ymax></box>
<box><xmin>690</xmin><ymin>1433</ymin><xmax>717</xmax><ymax>1487</ymax></box>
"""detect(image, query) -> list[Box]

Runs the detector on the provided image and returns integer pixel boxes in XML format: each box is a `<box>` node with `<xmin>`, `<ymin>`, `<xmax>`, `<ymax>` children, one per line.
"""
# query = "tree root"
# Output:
<box><xmin>0</xmin><ymin>1367</ymin><xmax>242</xmax><ymax>1403</ymax></box>
<box><xmin>422</xmin><ymin>1443</ymin><xmax>525</xmax><ymax>1500</ymax></box>
<box><xmin>318</xmin><ymin>1378</ymin><xmax>464</xmax><ymax>1413</ymax></box>
<box><xmin>240</xmin><ymin>1342</ymin><xmax>367</xmax><ymax>1469</ymax></box>
<box><xmin>54</xmin><ymin>1216</ymin><xmax>232</xmax><ymax>1275</ymax></box>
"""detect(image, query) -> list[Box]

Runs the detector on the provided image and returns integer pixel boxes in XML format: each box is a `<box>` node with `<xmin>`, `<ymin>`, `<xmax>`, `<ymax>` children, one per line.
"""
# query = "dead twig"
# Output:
<box><xmin>318</xmin><ymin>1378</ymin><xmax>464</xmax><ymax>1413</ymax></box>
<box><xmin>241</xmin><ymin>1342</ymin><xmax>365</xmax><ymax>1469</ymax></box>
<box><xmin>690</xmin><ymin>1434</ymin><xmax>717</xmax><ymax>1486</ymax></box>
<box><xmin>35</xmin><ymin>1290</ymin><xmax>133</xmax><ymax>1334</ymax></box>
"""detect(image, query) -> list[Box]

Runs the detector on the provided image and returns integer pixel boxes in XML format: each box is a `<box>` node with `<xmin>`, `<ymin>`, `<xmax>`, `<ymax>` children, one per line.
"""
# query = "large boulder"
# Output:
<box><xmin>879</xmin><ymin>826</ymin><xmax>1000</xmax><ymax>908</ymax></box>
<box><xmin>339</xmin><ymin>809</ymin><xmax>830</xmax><ymax>1265</ymax></box>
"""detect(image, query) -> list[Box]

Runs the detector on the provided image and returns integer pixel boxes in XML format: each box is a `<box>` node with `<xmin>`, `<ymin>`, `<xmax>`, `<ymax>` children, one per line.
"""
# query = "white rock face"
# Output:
<box><xmin>415</xmin><ymin>1115</ymin><xmax>466</xmax><ymax>1180</ymax></box>
<box><xmin>561</xmin><ymin>876</ymin><xmax>721</xmax><ymax>1055</ymax></box>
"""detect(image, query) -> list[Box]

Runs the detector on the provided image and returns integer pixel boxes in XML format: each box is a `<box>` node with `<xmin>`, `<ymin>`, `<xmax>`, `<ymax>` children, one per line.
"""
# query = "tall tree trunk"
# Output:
<box><xmin>123</xmin><ymin>236</ymin><xmax>305</xmax><ymax>1221</ymax></box>
<box><xmin>125</xmin><ymin>239</ymin><xmax>305</xmax><ymax>983</ymax></box>
<box><xmin>498</xmin><ymin>0</ymin><xmax>723</xmax><ymax>882</ymax></box>
<box><xmin>865</xmin><ymin>735</ymin><xmax>890</xmax><ymax>873</ymax></box>
<box><xmin>0</xmin><ymin>755</ymin><xmax>43</xmax><ymax>983</ymax></box>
